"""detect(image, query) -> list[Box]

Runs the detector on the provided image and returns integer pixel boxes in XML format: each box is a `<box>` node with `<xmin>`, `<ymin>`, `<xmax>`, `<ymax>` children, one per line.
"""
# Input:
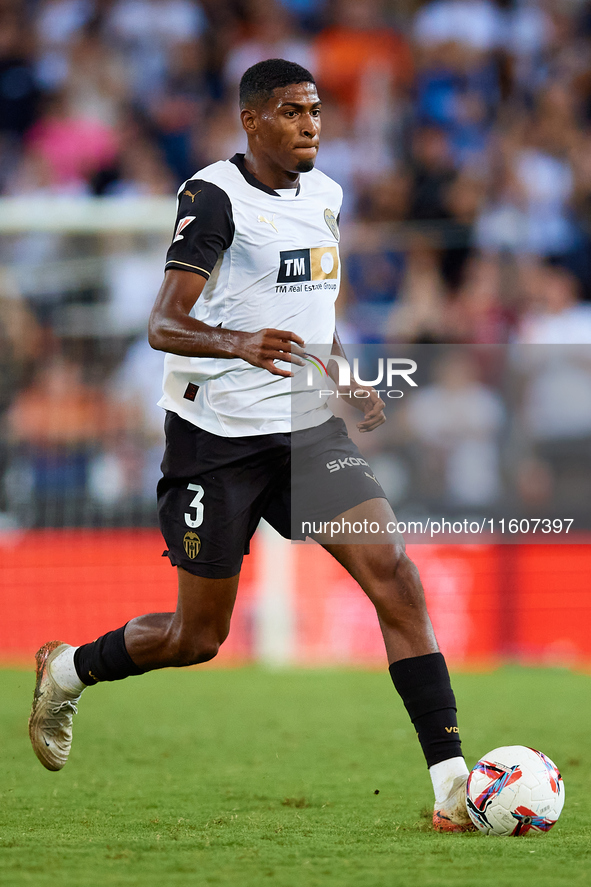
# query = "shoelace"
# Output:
<box><xmin>50</xmin><ymin>700</ymin><xmax>78</xmax><ymax>716</ymax></box>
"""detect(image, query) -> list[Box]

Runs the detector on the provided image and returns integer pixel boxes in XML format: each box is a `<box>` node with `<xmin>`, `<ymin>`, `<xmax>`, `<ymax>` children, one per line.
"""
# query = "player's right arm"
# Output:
<box><xmin>148</xmin><ymin>178</ymin><xmax>304</xmax><ymax>377</ymax></box>
<box><xmin>148</xmin><ymin>269</ymin><xmax>304</xmax><ymax>377</ymax></box>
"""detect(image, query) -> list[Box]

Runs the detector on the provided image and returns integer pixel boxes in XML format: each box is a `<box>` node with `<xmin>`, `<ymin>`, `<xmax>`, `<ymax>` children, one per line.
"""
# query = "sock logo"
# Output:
<box><xmin>445</xmin><ymin>726</ymin><xmax>460</xmax><ymax>733</ymax></box>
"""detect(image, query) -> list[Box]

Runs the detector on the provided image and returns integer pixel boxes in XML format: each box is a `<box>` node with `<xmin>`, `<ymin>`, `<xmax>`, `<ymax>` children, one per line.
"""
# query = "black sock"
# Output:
<box><xmin>389</xmin><ymin>652</ymin><xmax>462</xmax><ymax>768</ymax></box>
<box><xmin>74</xmin><ymin>625</ymin><xmax>145</xmax><ymax>685</ymax></box>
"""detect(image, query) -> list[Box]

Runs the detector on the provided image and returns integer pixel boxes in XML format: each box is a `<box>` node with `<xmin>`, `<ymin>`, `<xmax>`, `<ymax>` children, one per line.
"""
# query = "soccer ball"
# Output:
<box><xmin>466</xmin><ymin>746</ymin><xmax>565</xmax><ymax>836</ymax></box>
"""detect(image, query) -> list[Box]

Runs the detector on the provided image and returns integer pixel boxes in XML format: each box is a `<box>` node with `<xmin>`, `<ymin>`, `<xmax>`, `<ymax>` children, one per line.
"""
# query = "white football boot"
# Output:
<box><xmin>433</xmin><ymin>775</ymin><xmax>476</xmax><ymax>832</ymax></box>
<box><xmin>29</xmin><ymin>641</ymin><xmax>82</xmax><ymax>771</ymax></box>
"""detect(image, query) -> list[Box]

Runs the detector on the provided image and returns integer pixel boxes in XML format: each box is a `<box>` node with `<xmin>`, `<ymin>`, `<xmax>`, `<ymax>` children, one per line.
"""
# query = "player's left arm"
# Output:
<box><xmin>329</xmin><ymin>331</ymin><xmax>386</xmax><ymax>433</ymax></box>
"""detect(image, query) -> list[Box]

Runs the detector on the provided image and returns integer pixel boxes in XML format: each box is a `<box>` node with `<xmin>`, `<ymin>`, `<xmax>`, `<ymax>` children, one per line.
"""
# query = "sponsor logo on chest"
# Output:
<box><xmin>275</xmin><ymin>247</ymin><xmax>339</xmax><ymax>293</ymax></box>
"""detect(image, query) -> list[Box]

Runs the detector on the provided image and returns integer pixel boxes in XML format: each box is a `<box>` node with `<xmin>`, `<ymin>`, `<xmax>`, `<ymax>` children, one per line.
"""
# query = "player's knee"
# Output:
<box><xmin>190</xmin><ymin>641</ymin><xmax>221</xmax><ymax>664</ymax></box>
<box><xmin>168</xmin><ymin>632</ymin><xmax>223</xmax><ymax>667</ymax></box>
<box><xmin>364</xmin><ymin>541</ymin><xmax>409</xmax><ymax>587</ymax></box>
<box><xmin>366</xmin><ymin>547</ymin><xmax>425</xmax><ymax>615</ymax></box>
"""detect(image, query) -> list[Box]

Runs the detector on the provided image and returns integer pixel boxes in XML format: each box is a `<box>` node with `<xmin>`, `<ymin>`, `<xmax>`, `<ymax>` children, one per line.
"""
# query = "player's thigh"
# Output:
<box><xmin>158</xmin><ymin>475</ymin><xmax>253</xmax><ymax>578</ymax></box>
<box><xmin>290</xmin><ymin>416</ymin><xmax>390</xmax><ymax>540</ymax></box>
<box><xmin>158</xmin><ymin>412</ymin><xmax>290</xmax><ymax>578</ymax></box>
<box><xmin>313</xmin><ymin>495</ymin><xmax>401</xmax><ymax>546</ymax></box>
<box><xmin>318</xmin><ymin>498</ymin><xmax>427</xmax><ymax>610</ymax></box>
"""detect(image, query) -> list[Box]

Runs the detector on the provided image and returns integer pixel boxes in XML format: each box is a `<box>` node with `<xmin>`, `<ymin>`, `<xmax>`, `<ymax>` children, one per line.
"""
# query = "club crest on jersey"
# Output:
<box><xmin>173</xmin><ymin>216</ymin><xmax>196</xmax><ymax>243</ymax></box>
<box><xmin>324</xmin><ymin>208</ymin><xmax>339</xmax><ymax>241</ymax></box>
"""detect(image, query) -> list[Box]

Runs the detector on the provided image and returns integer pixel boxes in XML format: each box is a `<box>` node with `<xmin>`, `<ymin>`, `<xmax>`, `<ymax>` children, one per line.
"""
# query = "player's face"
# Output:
<box><xmin>250</xmin><ymin>82</ymin><xmax>321</xmax><ymax>175</ymax></box>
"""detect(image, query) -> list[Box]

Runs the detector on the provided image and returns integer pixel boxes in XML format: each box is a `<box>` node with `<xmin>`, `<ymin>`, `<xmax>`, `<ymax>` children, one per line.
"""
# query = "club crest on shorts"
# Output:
<box><xmin>324</xmin><ymin>208</ymin><xmax>339</xmax><ymax>241</ymax></box>
<box><xmin>183</xmin><ymin>531</ymin><xmax>201</xmax><ymax>559</ymax></box>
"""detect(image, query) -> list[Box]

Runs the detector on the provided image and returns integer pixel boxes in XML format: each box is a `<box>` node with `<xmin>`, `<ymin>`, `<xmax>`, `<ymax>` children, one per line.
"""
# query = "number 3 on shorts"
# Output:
<box><xmin>185</xmin><ymin>483</ymin><xmax>204</xmax><ymax>528</ymax></box>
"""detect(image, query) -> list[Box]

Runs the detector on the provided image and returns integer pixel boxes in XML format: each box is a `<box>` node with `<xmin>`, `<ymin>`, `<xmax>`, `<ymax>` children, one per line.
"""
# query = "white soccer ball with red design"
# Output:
<box><xmin>466</xmin><ymin>746</ymin><xmax>565</xmax><ymax>836</ymax></box>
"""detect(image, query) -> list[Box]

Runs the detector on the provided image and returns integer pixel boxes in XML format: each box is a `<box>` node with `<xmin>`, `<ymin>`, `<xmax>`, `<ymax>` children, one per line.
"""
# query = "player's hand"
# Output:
<box><xmin>236</xmin><ymin>328</ymin><xmax>306</xmax><ymax>377</ymax></box>
<box><xmin>344</xmin><ymin>385</ymin><xmax>386</xmax><ymax>433</ymax></box>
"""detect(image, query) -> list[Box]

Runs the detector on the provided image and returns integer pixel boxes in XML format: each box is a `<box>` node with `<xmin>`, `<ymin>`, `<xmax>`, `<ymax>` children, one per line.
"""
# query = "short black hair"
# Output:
<box><xmin>239</xmin><ymin>58</ymin><xmax>316</xmax><ymax>109</ymax></box>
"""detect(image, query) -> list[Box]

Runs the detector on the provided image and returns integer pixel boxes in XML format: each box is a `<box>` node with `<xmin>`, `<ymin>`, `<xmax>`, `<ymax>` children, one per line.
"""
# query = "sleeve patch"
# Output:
<box><xmin>173</xmin><ymin>216</ymin><xmax>196</xmax><ymax>243</ymax></box>
<box><xmin>165</xmin><ymin>179</ymin><xmax>235</xmax><ymax>277</ymax></box>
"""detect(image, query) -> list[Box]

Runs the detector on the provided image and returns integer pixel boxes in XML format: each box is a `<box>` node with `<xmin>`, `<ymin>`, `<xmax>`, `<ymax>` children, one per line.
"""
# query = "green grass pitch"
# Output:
<box><xmin>1</xmin><ymin>666</ymin><xmax>590</xmax><ymax>887</ymax></box>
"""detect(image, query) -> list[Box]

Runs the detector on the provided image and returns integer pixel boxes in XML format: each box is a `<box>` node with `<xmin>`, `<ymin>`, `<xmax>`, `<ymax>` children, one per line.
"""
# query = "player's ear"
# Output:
<box><xmin>240</xmin><ymin>107</ymin><xmax>258</xmax><ymax>134</ymax></box>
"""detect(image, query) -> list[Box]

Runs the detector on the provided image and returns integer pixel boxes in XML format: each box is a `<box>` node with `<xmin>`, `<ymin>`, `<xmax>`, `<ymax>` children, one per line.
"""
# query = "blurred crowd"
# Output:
<box><xmin>4</xmin><ymin>0</ymin><xmax>591</xmax><ymax>336</ymax></box>
<box><xmin>2</xmin><ymin>0</ymin><xmax>591</xmax><ymax>527</ymax></box>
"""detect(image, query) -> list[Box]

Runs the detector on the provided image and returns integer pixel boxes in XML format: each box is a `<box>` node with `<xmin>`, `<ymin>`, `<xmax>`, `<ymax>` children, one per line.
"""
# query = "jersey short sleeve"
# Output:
<box><xmin>165</xmin><ymin>179</ymin><xmax>235</xmax><ymax>279</ymax></box>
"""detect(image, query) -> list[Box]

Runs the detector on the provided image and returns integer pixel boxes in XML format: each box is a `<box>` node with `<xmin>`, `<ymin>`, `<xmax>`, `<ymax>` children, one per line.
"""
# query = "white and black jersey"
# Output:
<box><xmin>158</xmin><ymin>153</ymin><xmax>343</xmax><ymax>437</ymax></box>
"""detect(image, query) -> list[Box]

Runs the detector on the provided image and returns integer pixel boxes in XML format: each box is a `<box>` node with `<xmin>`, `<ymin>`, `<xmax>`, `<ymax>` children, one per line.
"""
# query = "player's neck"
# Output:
<box><xmin>243</xmin><ymin>149</ymin><xmax>300</xmax><ymax>192</ymax></box>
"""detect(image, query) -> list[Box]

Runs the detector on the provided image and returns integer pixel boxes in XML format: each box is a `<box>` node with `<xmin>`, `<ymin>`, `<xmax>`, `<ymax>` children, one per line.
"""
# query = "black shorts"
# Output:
<box><xmin>157</xmin><ymin>412</ymin><xmax>387</xmax><ymax>579</ymax></box>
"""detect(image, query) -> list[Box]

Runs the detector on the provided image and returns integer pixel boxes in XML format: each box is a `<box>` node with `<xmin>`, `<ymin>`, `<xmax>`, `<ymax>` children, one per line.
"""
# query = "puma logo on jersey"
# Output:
<box><xmin>364</xmin><ymin>472</ymin><xmax>380</xmax><ymax>485</ymax></box>
<box><xmin>173</xmin><ymin>216</ymin><xmax>196</xmax><ymax>242</ymax></box>
<box><xmin>257</xmin><ymin>214</ymin><xmax>278</xmax><ymax>233</ymax></box>
<box><xmin>183</xmin><ymin>189</ymin><xmax>201</xmax><ymax>202</ymax></box>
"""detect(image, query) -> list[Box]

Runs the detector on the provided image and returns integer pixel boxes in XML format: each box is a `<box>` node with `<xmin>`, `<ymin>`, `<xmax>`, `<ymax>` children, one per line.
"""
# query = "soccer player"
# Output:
<box><xmin>29</xmin><ymin>59</ymin><xmax>473</xmax><ymax>832</ymax></box>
